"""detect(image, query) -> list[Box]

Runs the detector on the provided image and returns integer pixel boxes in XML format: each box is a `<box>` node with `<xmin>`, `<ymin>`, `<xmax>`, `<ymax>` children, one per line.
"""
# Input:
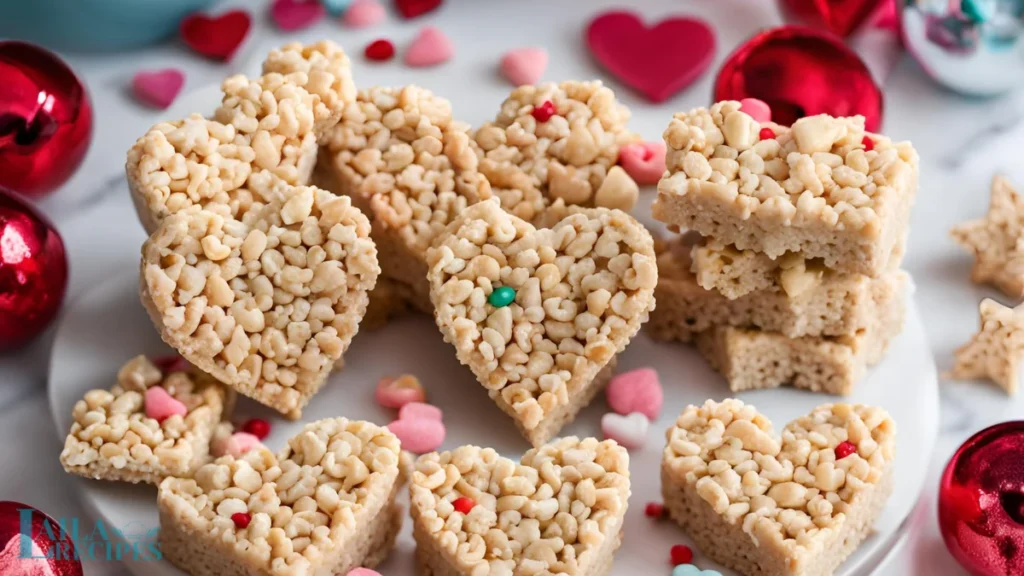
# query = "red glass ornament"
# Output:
<box><xmin>714</xmin><ymin>26</ymin><xmax>883</xmax><ymax>132</ymax></box>
<box><xmin>670</xmin><ymin>544</ymin><xmax>693</xmax><ymax>565</ymax></box>
<box><xmin>939</xmin><ymin>422</ymin><xmax>1024</xmax><ymax>576</ymax></box>
<box><xmin>241</xmin><ymin>418</ymin><xmax>271</xmax><ymax>440</ymax></box>
<box><xmin>0</xmin><ymin>42</ymin><xmax>92</xmax><ymax>198</ymax></box>
<box><xmin>778</xmin><ymin>0</ymin><xmax>888</xmax><ymax>38</ymax></box>
<box><xmin>0</xmin><ymin>501</ymin><xmax>83</xmax><ymax>576</ymax></box>
<box><xmin>0</xmin><ymin>189</ymin><xmax>68</xmax><ymax>351</ymax></box>
<box><xmin>453</xmin><ymin>497</ymin><xmax>475</xmax><ymax>515</ymax></box>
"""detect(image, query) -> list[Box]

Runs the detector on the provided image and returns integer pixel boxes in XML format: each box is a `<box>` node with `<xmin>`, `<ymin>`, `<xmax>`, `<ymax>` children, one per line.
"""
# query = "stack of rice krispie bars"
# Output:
<box><xmin>648</xmin><ymin>102</ymin><xmax>918</xmax><ymax>395</ymax></box>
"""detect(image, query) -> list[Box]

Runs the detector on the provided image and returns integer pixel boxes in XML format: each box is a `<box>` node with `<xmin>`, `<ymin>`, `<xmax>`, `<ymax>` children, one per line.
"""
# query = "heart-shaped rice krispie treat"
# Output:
<box><xmin>472</xmin><ymin>81</ymin><xmax>643</xmax><ymax>223</ymax></box>
<box><xmin>127</xmin><ymin>41</ymin><xmax>356</xmax><ymax>234</ymax></box>
<box><xmin>158</xmin><ymin>417</ymin><xmax>402</xmax><ymax>576</ymax></box>
<box><xmin>662</xmin><ymin>399</ymin><xmax>896</xmax><ymax>576</ymax></box>
<box><xmin>315</xmin><ymin>85</ymin><xmax>492</xmax><ymax>311</ymax></box>
<box><xmin>60</xmin><ymin>355</ymin><xmax>233</xmax><ymax>485</ymax></box>
<box><xmin>140</xmin><ymin>187</ymin><xmax>379</xmax><ymax>419</ymax></box>
<box><xmin>410</xmin><ymin>436</ymin><xmax>631</xmax><ymax>576</ymax></box>
<box><xmin>426</xmin><ymin>199</ymin><xmax>657</xmax><ymax>446</ymax></box>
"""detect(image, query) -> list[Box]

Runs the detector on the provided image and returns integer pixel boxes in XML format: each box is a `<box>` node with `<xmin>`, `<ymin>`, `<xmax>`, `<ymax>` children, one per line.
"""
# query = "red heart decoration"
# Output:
<box><xmin>779</xmin><ymin>0</ymin><xmax>887</xmax><ymax>38</ymax></box>
<box><xmin>395</xmin><ymin>0</ymin><xmax>442</xmax><ymax>19</ymax></box>
<box><xmin>270</xmin><ymin>0</ymin><xmax>326</xmax><ymax>31</ymax></box>
<box><xmin>586</xmin><ymin>11</ymin><xmax>716</xmax><ymax>103</ymax></box>
<box><xmin>0</xmin><ymin>501</ymin><xmax>83</xmax><ymax>576</ymax></box>
<box><xmin>179</xmin><ymin>10</ymin><xmax>252</xmax><ymax>62</ymax></box>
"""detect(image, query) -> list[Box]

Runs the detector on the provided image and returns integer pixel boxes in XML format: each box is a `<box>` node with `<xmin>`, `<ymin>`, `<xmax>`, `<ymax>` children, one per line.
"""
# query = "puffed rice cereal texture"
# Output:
<box><xmin>158</xmin><ymin>417</ymin><xmax>403</xmax><ymax>576</ymax></box>
<box><xmin>60</xmin><ymin>355</ymin><xmax>233</xmax><ymax>485</ymax></box>
<box><xmin>139</xmin><ymin>187</ymin><xmax>379</xmax><ymax>419</ymax></box>
<box><xmin>410</xmin><ymin>436</ymin><xmax>630</xmax><ymax>576</ymax></box>
<box><xmin>662</xmin><ymin>399</ymin><xmax>896</xmax><ymax>576</ymax></box>
<box><xmin>653</xmin><ymin>102</ymin><xmax>918</xmax><ymax>277</ymax></box>
<box><xmin>426</xmin><ymin>199</ymin><xmax>657</xmax><ymax>446</ymax></box>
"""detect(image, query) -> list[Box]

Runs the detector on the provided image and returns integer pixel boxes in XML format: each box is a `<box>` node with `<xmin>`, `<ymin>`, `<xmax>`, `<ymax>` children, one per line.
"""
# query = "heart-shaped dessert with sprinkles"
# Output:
<box><xmin>426</xmin><ymin>198</ymin><xmax>657</xmax><ymax>446</ymax></box>
<box><xmin>140</xmin><ymin>187</ymin><xmax>379</xmax><ymax>419</ymax></box>
<box><xmin>410</xmin><ymin>436</ymin><xmax>631</xmax><ymax>575</ymax></box>
<box><xmin>662</xmin><ymin>399</ymin><xmax>895</xmax><ymax>576</ymax></box>
<box><xmin>158</xmin><ymin>417</ymin><xmax>402</xmax><ymax>576</ymax></box>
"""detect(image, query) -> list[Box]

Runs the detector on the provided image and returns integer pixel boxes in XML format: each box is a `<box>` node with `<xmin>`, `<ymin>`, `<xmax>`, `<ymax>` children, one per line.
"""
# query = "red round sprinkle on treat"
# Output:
<box><xmin>453</xmin><ymin>497</ymin><xmax>475</xmax><ymax>514</ymax></box>
<box><xmin>645</xmin><ymin>502</ymin><xmax>665</xmax><ymax>519</ymax></box>
<box><xmin>670</xmin><ymin>544</ymin><xmax>693</xmax><ymax>565</ymax></box>
<box><xmin>241</xmin><ymin>418</ymin><xmax>271</xmax><ymax>440</ymax></box>
<box><xmin>231</xmin><ymin>512</ymin><xmax>251</xmax><ymax>529</ymax></box>
<box><xmin>759</xmin><ymin>127</ymin><xmax>775</xmax><ymax>140</ymax></box>
<box><xmin>835</xmin><ymin>440</ymin><xmax>857</xmax><ymax>460</ymax></box>
<box><xmin>862</xmin><ymin>135</ymin><xmax>875</xmax><ymax>152</ymax></box>
<box><xmin>531</xmin><ymin>100</ymin><xmax>556</xmax><ymax>123</ymax></box>
<box><xmin>365</xmin><ymin>39</ymin><xmax>396</xmax><ymax>62</ymax></box>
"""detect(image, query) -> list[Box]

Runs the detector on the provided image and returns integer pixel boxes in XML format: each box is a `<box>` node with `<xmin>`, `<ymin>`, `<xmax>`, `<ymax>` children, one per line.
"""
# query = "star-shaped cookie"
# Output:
<box><xmin>951</xmin><ymin>176</ymin><xmax>1024</xmax><ymax>298</ymax></box>
<box><xmin>949</xmin><ymin>298</ymin><xmax>1024</xmax><ymax>394</ymax></box>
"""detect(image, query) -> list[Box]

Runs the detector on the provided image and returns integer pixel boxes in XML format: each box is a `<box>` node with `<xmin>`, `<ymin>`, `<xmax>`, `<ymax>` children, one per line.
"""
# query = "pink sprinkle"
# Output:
<box><xmin>375</xmin><ymin>375</ymin><xmax>426</xmax><ymax>409</ymax></box>
<box><xmin>399</xmin><ymin>402</ymin><xmax>443</xmax><ymax>422</ymax></box>
<box><xmin>212</xmin><ymin>432</ymin><xmax>263</xmax><ymax>458</ymax></box>
<box><xmin>606</xmin><ymin>368</ymin><xmax>662</xmax><ymax>420</ymax></box>
<box><xmin>343</xmin><ymin>0</ymin><xmax>386</xmax><ymax>28</ymax></box>
<box><xmin>387</xmin><ymin>418</ymin><xmax>445</xmax><ymax>453</ymax></box>
<box><xmin>739</xmin><ymin>98</ymin><xmax>772</xmax><ymax>123</ymax></box>
<box><xmin>144</xmin><ymin>387</ymin><xmax>187</xmax><ymax>422</ymax></box>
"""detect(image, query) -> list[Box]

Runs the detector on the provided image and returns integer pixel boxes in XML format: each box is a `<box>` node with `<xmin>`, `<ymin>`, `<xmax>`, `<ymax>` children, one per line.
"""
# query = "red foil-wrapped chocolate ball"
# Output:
<box><xmin>0</xmin><ymin>41</ymin><xmax>92</xmax><ymax>198</ymax></box>
<box><xmin>939</xmin><ymin>422</ymin><xmax>1024</xmax><ymax>576</ymax></box>
<box><xmin>714</xmin><ymin>25</ymin><xmax>883</xmax><ymax>132</ymax></box>
<box><xmin>0</xmin><ymin>501</ymin><xmax>83</xmax><ymax>576</ymax></box>
<box><xmin>0</xmin><ymin>189</ymin><xmax>68</xmax><ymax>351</ymax></box>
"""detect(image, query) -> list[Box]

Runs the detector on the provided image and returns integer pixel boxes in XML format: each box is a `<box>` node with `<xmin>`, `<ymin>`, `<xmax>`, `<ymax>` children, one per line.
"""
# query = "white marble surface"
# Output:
<box><xmin>2</xmin><ymin>0</ymin><xmax>1024</xmax><ymax>574</ymax></box>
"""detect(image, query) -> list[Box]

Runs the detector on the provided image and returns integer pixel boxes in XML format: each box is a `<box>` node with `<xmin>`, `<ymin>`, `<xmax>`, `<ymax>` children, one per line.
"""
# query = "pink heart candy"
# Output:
<box><xmin>500</xmin><ymin>48</ymin><xmax>548</xmax><ymax>86</ymax></box>
<box><xmin>399</xmin><ymin>402</ymin><xmax>443</xmax><ymax>422</ymax></box>
<box><xmin>212</xmin><ymin>432</ymin><xmax>263</xmax><ymax>458</ymax></box>
<box><xmin>606</xmin><ymin>367</ymin><xmax>662</xmax><ymax>420</ymax></box>
<box><xmin>346</xmin><ymin>569</ymin><xmax>383</xmax><ymax>576</ymax></box>
<box><xmin>601</xmin><ymin>412</ymin><xmax>649</xmax><ymax>450</ymax></box>
<box><xmin>405</xmin><ymin>26</ymin><xmax>454</xmax><ymax>68</ymax></box>
<box><xmin>131</xmin><ymin>69</ymin><xmax>185</xmax><ymax>110</ymax></box>
<box><xmin>618</xmin><ymin>142</ymin><xmax>666</xmax><ymax>186</ymax></box>
<box><xmin>343</xmin><ymin>0</ymin><xmax>386</xmax><ymax>28</ymax></box>
<box><xmin>270</xmin><ymin>0</ymin><xmax>325</xmax><ymax>31</ymax></box>
<box><xmin>375</xmin><ymin>375</ymin><xmax>426</xmax><ymax>409</ymax></box>
<box><xmin>387</xmin><ymin>418</ymin><xmax>445</xmax><ymax>454</ymax></box>
<box><xmin>739</xmin><ymin>98</ymin><xmax>772</xmax><ymax>123</ymax></box>
<box><xmin>144</xmin><ymin>386</ymin><xmax>187</xmax><ymax>422</ymax></box>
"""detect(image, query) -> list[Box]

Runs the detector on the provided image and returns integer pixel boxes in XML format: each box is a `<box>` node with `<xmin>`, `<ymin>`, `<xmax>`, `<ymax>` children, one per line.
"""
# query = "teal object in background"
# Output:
<box><xmin>323</xmin><ymin>0</ymin><xmax>352</xmax><ymax>15</ymax></box>
<box><xmin>0</xmin><ymin>0</ymin><xmax>217</xmax><ymax>52</ymax></box>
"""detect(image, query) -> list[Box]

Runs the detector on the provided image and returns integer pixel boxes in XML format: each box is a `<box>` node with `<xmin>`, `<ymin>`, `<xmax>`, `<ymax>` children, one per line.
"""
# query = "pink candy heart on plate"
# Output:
<box><xmin>405</xmin><ymin>26</ymin><xmax>454</xmax><ymax>67</ymax></box>
<box><xmin>144</xmin><ymin>387</ymin><xmax>187</xmax><ymax>422</ymax></box>
<box><xmin>270</xmin><ymin>0</ymin><xmax>325</xmax><ymax>31</ymax></box>
<box><xmin>375</xmin><ymin>374</ymin><xmax>426</xmax><ymax>409</ymax></box>
<box><xmin>212</xmin><ymin>432</ymin><xmax>263</xmax><ymax>458</ymax></box>
<box><xmin>601</xmin><ymin>412</ymin><xmax>649</xmax><ymax>450</ymax></box>
<box><xmin>398</xmin><ymin>402</ymin><xmax>443</xmax><ymax>422</ymax></box>
<box><xmin>739</xmin><ymin>97</ymin><xmax>772</xmax><ymax>123</ymax></box>
<box><xmin>606</xmin><ymin>367</ymin><xmax>663</xmax><ymax>420</ymax></box>
<box><xmin>618</xmin><ymin>141</ymin><xmax>666</xmax><ymax>186</ymax></box>
<box><xmin>343</xmin><ymin>0</ymin><xmax>386</xmax><ymax>28</ymax></box>
<box><xmin>500</xmin><ymin>47</ymin><xmax>548</xmax><ymax>86</ymax></box>
<box><xmin>388</xmin><ymin>402</ymin><xmax>445</xmax><ymax>454</ymax></box>
<box><xmin>131</xmin><ymin>69</ymin><xmax>185</xmax><ymax>110</ymax></box>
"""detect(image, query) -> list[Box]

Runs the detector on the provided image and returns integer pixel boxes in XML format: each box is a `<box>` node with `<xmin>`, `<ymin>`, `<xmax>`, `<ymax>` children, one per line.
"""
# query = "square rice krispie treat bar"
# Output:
<box><xmin>60</xmin><ymin>355</ymin><xmax>233</xmax><ymax>485</ymax></box>
<box><xmin>158</xmin><ymin>418</ymin><xmax>403</xmax><ymax>576</ymax></box>
<box><xmin>411</xmin><ymin>437</ymin><xmax>631</xmax><ymax>576</ymax></box>
<box><xmin>662</xmin><ymin>399</ymin><xmax>895</xmax><ymax>576</ymax></box>
<box><xmin>653</xmin><ymin>102</ymin><xmax>918</xmax><ymax>277</ymax></box>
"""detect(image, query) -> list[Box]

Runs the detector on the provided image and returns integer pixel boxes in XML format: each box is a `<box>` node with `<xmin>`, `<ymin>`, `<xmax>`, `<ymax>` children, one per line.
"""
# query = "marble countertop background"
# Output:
<box><xmin>2</xmin><ymin>1</ymin><xmax>1023</xmax><ymax>574</ymax></box>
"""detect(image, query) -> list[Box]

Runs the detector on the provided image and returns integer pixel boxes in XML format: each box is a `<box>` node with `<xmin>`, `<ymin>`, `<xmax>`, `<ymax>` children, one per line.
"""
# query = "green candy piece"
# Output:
<box><xmin>488</xmin><ymin>286</ymin><xmax>516</xmax><ymax>308</ymax></box>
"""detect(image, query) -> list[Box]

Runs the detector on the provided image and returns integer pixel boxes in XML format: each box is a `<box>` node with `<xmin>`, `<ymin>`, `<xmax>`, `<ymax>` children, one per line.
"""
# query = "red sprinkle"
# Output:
<box><xmin>365</xmin><ymin>39</ymin><xmax>396</xmax><ymax>62</ymax></box>
<box><xmin>453</xmin><ymin>497</ymin><xmax>475</xmax><ymax>514</ymax></box>
<box><xmin>670</xmin><ymin>544</ymin><xmax>693</xmax><ymax>565</ymax></box>
<box><xmin>231</xmin><ymin>512</ymin><xmax>251</xmax><ymax>529</ymax></box>
<box><xmin>644</xmin><ymin>502</ymin><xmax>665</xmax><ymax>519</ymax></box>
<box><xmin>241</xmin><ymin>418</ymin><xmax>271</xmax><ymax>440</ymax></box>
<box><xmin>862</xmin><ymin>135</ymin><xmax>875</xmax><ymax>151</ymax></box>
<box><xmin>835</xmin><ymin>440</ymin><xmax>857</xmax><ymax>460</ymax></box>
<box><xmin>758</xmin><ymin>127</ymin><xmax>775</xmax><ymax>140</ymax></box>
<box><xmin>531</xmin><ymin>100</ymin><xmax>556</xmax><ymax>123</ymax></box>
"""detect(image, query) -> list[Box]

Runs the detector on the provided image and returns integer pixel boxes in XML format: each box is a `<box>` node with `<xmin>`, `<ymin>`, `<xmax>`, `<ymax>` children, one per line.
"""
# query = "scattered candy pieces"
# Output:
<box><xmin>395</xmin><ymin>0</ymin><xmax>442</xmax><ymax>19</ymax></box>
<box><xmin>144</xmin><ymin>387</ymin><xmax>187</xmax><ymax>422</ymax></box>
<box><xmin>132</xmin><ymin>68</ymin><xmax>185</xmax><ymax>109</ymax></box>
<box><xmin>179</xmin><ymin>10</ymin><xmax>251</xmax><ymax>61</ymax></box>
<box><xmin>375</xmin><ymin>374</ymin><xmax>426</xmax><ymax>409</ymax></box>
<box><xmin>323</xmin><ymin>0</ymin><xmax>352</xmax><ymax>16</ymax></box>
<box><xmin>241</xmin><ymin>418</ymin><xmax>271</xmax><ymax>440</ymax></box>
<box><xmin>670</xmin><ymin>544</ymin><xmax>694</xmax><ymax>566</ymax></box>
<box><xmin>230</xmin><ymin>512</ymin><xmax>251</xmax><ymax>529</ymax></box>
<box><xmin>618</xmin><ymin>141</ymin><xmax>667</xmax><ymax>186</ymax></box>
<box><xmin>644</xmin><ymin>502</ymin><xmax>665</xmax><ymax>519</ymax></box>
<box><xmin>365</xmin><ymin>39</ymin><xmax>396</xmax><ymax>61</ymax></box>
<box><xmin>344</xmin><ymin>0</ymin><xmax>386</xmax><ymax>28</ymax></box>
<box><xmin>212</xmin><ymin>431</ymin><xmax>263</xmax><ymax>458</ymax></box>
<box><xmin>758</xmin><ymin>127</ymin><xmax>776</xmax><ymax>140</ymax></box>
<box><xmin>672</xmin><ymin>564</ymin><xmax>721</xmax><ymax>576</ymax></box>
<box><xmin>835</xmin><ymin>440</ymin><xmax>857</xmax><ymax>460</ymax></box>
<box><xmin>601</xmin><ymin>412</ymin><xmax>649</xmax><ymax>449</ymax></box>
<box><xmin>488</xmin><ymin>286</ymin><xmax>516</xmax><ymax>308</ymax></box>
<box><xmin>387</xmin><ymin>417</ymin><xmax>445</xmax><ymax>453</ymax></box>
<box><xmin>531</xmin><ymin>100</ymin><xmax>556</xmax><ymax>123</ymax></box>
<box><xmin>452</xmin><ymin>497</ymin><xmax>475</xmax><ymax>514</ymax></box>
<box><xmin>405</xmin><ymin>26</ymin><xmax>454</xmax><ymax>67</ymax></box>
<box><xmin>499</xmin><ymin>47</ymin><xmax>548</xmax><ymax>86</ymax></box>
<box><xmin>270</xmin><ymin>0</ymin><xmax>326</xmax><ymax>31</ymax></box>
<box><xmin>398</xmin><ymin>402</ymin><xmax>443</xmax><ymax>422</ymax></box>
<box><xmin>606</xmin><ymin>367</ymin><xmax>662</xmax><ymax>420</ymax></box>
<box><xmin>346</xmin><ymin>569</ymin><xmax>383</xmax><ymax>576</ymax></box>
<box><xmin>862</xmin><ymin>135</ymin><xmax>875</xmax><ymax>152</ymax></box>
<box><xmin>739</xmin><ymin>97</ymin><xmax>771</xmax><ymax>123</ymax></box>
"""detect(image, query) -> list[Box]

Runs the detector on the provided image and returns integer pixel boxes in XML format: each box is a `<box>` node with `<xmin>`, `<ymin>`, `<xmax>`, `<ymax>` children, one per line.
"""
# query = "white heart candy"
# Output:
<box><xmin>601</xmin><ymin>411</ymin><xmax>649</xmax><ymax>450</ymax></box>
